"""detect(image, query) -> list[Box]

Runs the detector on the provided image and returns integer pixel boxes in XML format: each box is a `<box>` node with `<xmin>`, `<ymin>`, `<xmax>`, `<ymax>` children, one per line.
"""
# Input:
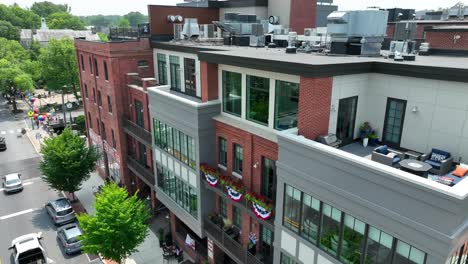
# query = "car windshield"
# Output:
<box><xmin>18</xmin><ymin>248</ymin><xmax>45</xmax><ymax>264</ymax></box>
<box><xmin>56</xmin><ymin>208</ymin><xmax>73</xmax><ymax>216</ymax></box>
<box><xmin>6</xmin><ymin>179</ymin><xmax>21</xmax><ymax>185</ymax></box>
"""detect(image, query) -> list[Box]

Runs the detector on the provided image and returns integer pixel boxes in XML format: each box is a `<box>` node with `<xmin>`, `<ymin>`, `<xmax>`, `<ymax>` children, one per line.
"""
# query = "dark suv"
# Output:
<box><xmin>45</xmin><ymin>198</ymin><xmax>76</xmax><ymax>226</ymax></box>
<box><xmin>0</xmin><ymin>137</ymin><xmax>6</xmax><ymax>151</ymax></box>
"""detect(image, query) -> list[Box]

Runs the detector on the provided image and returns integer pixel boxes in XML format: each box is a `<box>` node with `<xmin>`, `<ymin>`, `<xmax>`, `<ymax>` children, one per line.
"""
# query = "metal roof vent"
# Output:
<box><xmin>182</xmin><ymin>18</ymin><xmax>200</xmax><ymax>39</ymax></box>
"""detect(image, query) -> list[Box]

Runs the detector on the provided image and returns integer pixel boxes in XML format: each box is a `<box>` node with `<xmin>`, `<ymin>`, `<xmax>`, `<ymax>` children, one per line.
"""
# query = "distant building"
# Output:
<box><xmin>20</xmin><ymin>18</ymin><xmax>99</xmax><ymax>48</ymax></box>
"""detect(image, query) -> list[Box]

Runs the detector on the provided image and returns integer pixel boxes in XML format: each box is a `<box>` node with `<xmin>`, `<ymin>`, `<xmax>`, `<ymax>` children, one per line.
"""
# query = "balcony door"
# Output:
<box><xmin>259</xmin><ymin>225</ymin><xmax>274</xmax><ymax>263</ymax></box>
<box><xmin>261</xmin><ymin>157</ymin><xmax>276</xmax><ymax>203</ymax></box>
<box><xmin>184</xmin><ymin>58</ymin><xmax>197</xmax><ymax>97</ymax></box>
<box><xmin>138</xmin><ymin>142</ymin><xmax>147</xmax><ymax>166</ymax></box>
<box><xmin>134</xmin><ymin>100</ymin><xmax>144</xmax><ymax>127</ymax></box>
<box><xmin>382</xmin><ymin>98</ymin><xmax>407</xmax><ymax>148</ymax></box>
<box><xmin>336</xmin><ymin>96</ymin><xmax>358</xmax><ymax>145</ymax></box>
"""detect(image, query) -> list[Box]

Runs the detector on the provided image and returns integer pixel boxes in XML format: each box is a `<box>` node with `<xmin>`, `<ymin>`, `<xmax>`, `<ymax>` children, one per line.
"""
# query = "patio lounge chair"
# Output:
<box><xmin>371</xmin><ymin>145</ymin><xmax>403</xmax><ymax>167</ymax></box>
<box><xmin>421</xmin><ymin>148</ymin><xmax>453</xmax><ymax>175</ymax></box>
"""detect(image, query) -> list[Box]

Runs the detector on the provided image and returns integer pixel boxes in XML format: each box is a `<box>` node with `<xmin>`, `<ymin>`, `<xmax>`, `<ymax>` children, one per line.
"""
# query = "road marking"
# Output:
<box><xmin>0</xmin><ymin>208</ymin><xmax>41</xmax><ymax>220</ymax></box>
<box><xmin>0</xmin><ymin>131</ymin><xmax>5</xmax><ymax>135</ymax></box>
<box><xmin>17</xmin><ymin>129</ymin><xmax>21</xmax><ymax>133</ymax></box>
<box><xmin>9</xmin><ymin>130</ymin><xmax>14</xmax><ymax>133</ymax></box>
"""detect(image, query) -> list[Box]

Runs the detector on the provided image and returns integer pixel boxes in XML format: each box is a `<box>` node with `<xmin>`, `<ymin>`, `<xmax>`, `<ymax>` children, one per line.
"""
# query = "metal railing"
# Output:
<box><xmin>126</xmin><ymin>155</ymin><xmax>155</xmax><ymax>186</ymax></box>
<box><xmin>122</xmin><ymin>117</ymin><xmax>152</xmax><ymax>146</ymax></box>
<box><xmin>174</xmin><ymin>228</ymin><xmax>208</xmax><ymax>263</ymax></box>
<box><xmin>203</xmin><ymin>218</ymin><xmax>264</xmax><ymax>264</ymax></box>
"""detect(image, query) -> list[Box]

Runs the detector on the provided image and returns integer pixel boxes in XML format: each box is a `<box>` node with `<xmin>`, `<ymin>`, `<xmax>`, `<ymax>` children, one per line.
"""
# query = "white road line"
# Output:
<box><xmin>9</xmin><ymin>130</ymin><xmax>14</xmax><ymax>133</ymax></box>
<box><xmin>0</xmin><ymin>178</ymin><xmax>40</xmax><ymax>192</ymax></box>
<box><xmin>0</xmin><ymin>131</ymin><xmax>5</xmax><ymax>135</ymax></box>
<box><xmin>17</xmin><ymin>129</ymin><xmax>21</xmax><ymax>133</ymax></box>
<box><xmin>0</xmin><ymin>208</ymin><xmax>41</xmax><ymax>220</ymax></box>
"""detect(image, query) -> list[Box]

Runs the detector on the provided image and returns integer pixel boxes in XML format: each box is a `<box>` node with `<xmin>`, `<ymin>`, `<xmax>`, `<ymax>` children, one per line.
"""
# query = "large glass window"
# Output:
<box><xmin>283</xmin><ymin>185</ymin><xmax>301</xmax><ymax>233</ymax></box>
<box><xmin>233</xmin><ymin>144</ymin><xmax>243</xmax><ymax>174</ymax></box>
<box><xmin>300</xmin><ymin>193</ymin><xmax>320</xmax><ymax>244</ymax></box>
<box><xmin>157</xmin><ymin>53</ymin><xmax>167</xmax><ymax>85</ymax></box>
<box><xmin>280</xmin><ymin>253</ymin><xmax>295</xmax><ymax>264</ymax></box>
<box><xmin>233</xmin><ymin>206</ymin><xmax>242</xmax><ymax>227</ymax></box>
<box><xmin>219</xmin><ymin>137</ymin><xmax>227</xmax><ymax>166</ymax></box>
<box><xmin>167</xmin><ymin>126</ymin><xmax>173</xmax><ymax>155</ymax></box>
<box><xmin>393</xmin><ymin>241</ymin><xmax>426</xmax><ymax>264</ymax></box>
<box><xmin>247</xmin><ymin>75</ymin><xmax>270</xmax><ymax>126</ymax></box>
<box><xmin>261</xmin><ymin>157</ymin><xmax>276</xmax><ymax>201</ymax></box>
<box><xmin>169</xmin><ymin>55</ymin><xmax>181</xmax><ymax>91</ymax></box>
<box><xmin>222</xmin><ymin>71</ymin><xmax>242</xmax><ymax>116</ymax></box>
<box><xmin>180</xmin><ymin>134</ymin><xmax>188</xmax><ymax>164</ymax></box>
<box><xmin>320</xmin><ymin>203</ymin><xmax>342</xmax><ymax>257</ymax></box>
<box><xmin>340</xmin><ymin>215</ymin><xmax>366</xmax><ymax>264</ymax></box>
<box><xmin>275</xmin><ymin>80</ymin><xmax>299</xmax><ymax>130</ymax></box>
<box><xmin>184</xmin><ymin>58</ymin><xmax>197</xmax><ymax>97</ymax></box>
<box><xmin>188</xmin><ymin>137</ymin><xmax>196</xmax><ymax>169</ymax></box>
<box><xmin>365</xmin><ymin>226</ymin><xmax>394</xmax><ymax>264</ymax></box>
<box><xmin>173</xmin><ymin>129</ymin><xmax>181</xmax><ymax>160</ymax></box>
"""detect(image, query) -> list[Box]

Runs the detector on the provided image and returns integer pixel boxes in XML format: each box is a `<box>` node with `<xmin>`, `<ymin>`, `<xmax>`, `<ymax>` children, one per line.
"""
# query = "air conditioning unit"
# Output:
<box><xmin>200</xmin><ymin>24</ymin><xmax>215</xmax><ymax>38</ymax></box>
<box><xmin>250</xmin><ymin>35</ymin><xmax>265</xmax><ymax>47</ymax></box>
<box><xmin>251</xmin><ymin>24</ymin><xmax>264</xmax><ymax>36</ymax></box>
<box><xmin>304</xmin><ymin>28</ymin><xmax>313</xmax><ymax>36</ymax></box>
<box><xmin>182</xmin><ymin>18</ymin><xmax>200</xmax><ymax>38</ymax></box>
<box><xmin>173</xmin><ymin>24</ymin><xmax>183</xmax><ymax>40</ymax></box>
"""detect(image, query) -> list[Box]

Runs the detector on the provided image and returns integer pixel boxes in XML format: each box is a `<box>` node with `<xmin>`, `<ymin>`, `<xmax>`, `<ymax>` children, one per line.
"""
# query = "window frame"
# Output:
<box><xmin>233</xmin><ymin>143</ymin><xmax>243</xmax><ymax>174</ymax></box>
<box><xmin>107</xmin><ymin>95</ymin><xmax>112</xmax><ymax>113</ymax></box>
<box><xmin>218</xmin><ymin>137</ymin><xmax>227</xmax><ymax>166</ymax></box>
<box><xmin>274</xmin><ymin>80</ymin><xmax>299</xmax><ymax>130</ymax></box>
<box><xmin>104</xmin><ymin>61</ymin><xmax>109</xmax><ymax>81</ymax></box>
<box><xmin>94</xmin><ymin>58</ymin><xmax>99</xmax><ymax>77</ymax></box>
<box><xmin>222</xmin><ymin>70</ymin><xmax>242</xmax><ymax>117</ymax></box>
<box><xmin>246</xmin><ymin>75</ymin><xmax>270</xmax><ymax>126</ymax></box>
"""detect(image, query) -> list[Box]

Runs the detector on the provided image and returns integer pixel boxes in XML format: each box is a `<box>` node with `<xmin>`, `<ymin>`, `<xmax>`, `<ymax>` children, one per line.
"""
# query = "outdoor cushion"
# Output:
<box><xmin>376</xmin><ymin>145</ymin><xmax>388</xmax><ymax>155</ymax></box>
<box><xmin>392</xmin><ymin>156</ymin><xmax>401</xmax><ymax>164</ymax></box>
<box><xmin>430</xmin><ymin>148</ymin><xmax>450</xmax><ymax>161</ymax></box>
<box><xmin>452</xmin><ymin>166</ymin><xmax>468</xmax><ymax>177</ymax></box>
<box><xmin>425</xmin><ymin>159</ymin><xmax>441</xmax><ymax>169</ymax></box>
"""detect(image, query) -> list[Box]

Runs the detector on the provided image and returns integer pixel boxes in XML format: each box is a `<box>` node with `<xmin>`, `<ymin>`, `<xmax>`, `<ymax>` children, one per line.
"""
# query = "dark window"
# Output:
<box><xmin>392</xmin><ymin>241</ymin><xmax>426</xmax><ymax>264</ymax></box>
<box><xmin>138</xmin><ymin>60</ymin><xmax>149</xmax><ymax>67</ymax></box>
<box><xmin>233</xmin><ymin>206</ymin><xmax>242</xmax><ymax>227</ymax></box>
<box><xmin>84</xmin><ymin>84</ymin><xmax>88</xmax><ymax>98</ymax></box>
<box><xmin>89</xmin><ymin>57</ymin><xmax>93</xmax><ymax>74</ymax></box>
<box><xmin>261</xmin><ymin>157</ymin><xmax>276</xmax><ymax>201</ymax></box>
<box><xmin>280</xmin><ymin>253</ymin><xmax>295</xmax><ymax>264</ymax></box>
<box><xmin>111</xmin><ymin>129</ymin><xmax>116</xmax><ymax>148</ymax></box>
<box><xmin>319</xmin><ymin>203</ymin><xmax>342</xmax><ymax>257</ymax></box>
<box><xmin>218</xmin><ymin>137</ymin><xmax>227</xmax><ymax>166</ymax></box>
<box><xmin>184</xmin><ymin>58</ymin><xmax>197</xmax><ymax>97</ymax></box>
<box><xmin>107</xmin><ymin>95</ymin><xmax>112</xmax><ymax>113</ymax></box>
<box><xmin>134</xmin><ymin>100</ymin><xmax>144</xmax><ymax>127</ymax></box>
<box><xmin>97</xmin><ymin>91</ymin><xmax>102</xmax><ymax>106</ymax></box>
<box><xmin>157</xmin><ymin>54</ymin><xmax>167</xmax><ymax>85</ymax></box>
<box><xmin>96</xmin><ymin>118</ymin><xmax>100</xmax><ymax>134</ymax></box>
<box><xmin>104</xmin><ymin>61</ymin><xmax>109</xmax><ymax>81</ymax></box>
<box><xmin>80</xmin><ymin>54</ymin><xmax>85</xmax><ymax>71</ymax></box>
<box><xmin>275</xmin><ymin>80</ymin><xmax>299</xmax><ymax>130</ymax></box>
<box><xmin>222</xmin><ymin>71</ymin><xmax>242</xmax><ymax>116</ymax></box>
<box><xmin>247</xmin><ymin>75</ymin><xmax>270</xmax><ymax>126</ymax></box>
<box><xmin>93</xmin><ymin>88</ymin><xmax>96</xmax><ymax>103</ymax></box>
<box><xmin>180</xmin><ymin>133</ymin><xmax>188</xmax><ymax>164</ymax></box>
<box><xmin>101</xmin><ymin>122</ymin><xmax>106</xmax><ymax>140</ymax></box>
<box><xmin>219</xmin><ymin>196</ymin><xmax>227</xmax><ymax>218</ymax></box>
<box><xmin>94</xmin><ymin>58</ymin><xmax>99</xmax><ymax>77</ymax></box>
<box><xmin>88</xmin><ymin>112</ymin><xmax>92</xmax><ymax>129</ymax></box>
<box><xmin>169</xmin><ymin>55</ymin><xmax>181</xmax><ymax>91</ymax></box>
<box><xmin>340</xmin><ymin>214</ymin><xmax>366</xmax><ymax>263</ymax></box>
<box><xmin>233</xmin><ymin>144</ymin><xmax>243</xmax><ymax>174</ymax></box>
<box><xmin>187</xmin><ymin>137</ymin><xmax>196</xmax><ymax>169</ymax></box>
<box><xmin>300</xmin><ymin>193</ymin><xmax>321</xmax><ymax>245</ymax></box>
<box><xmin>283</xmin><ymin>184</ymin><xmax>301</xmax><ymax>233</ymax></box>
<box><xmin>173</xmin><ymin>128</ymin><xmax>181</xmax><ymax>160</ymax></box>
<box><xmin>365</xmin><ymin>226</ymin><xmax>394</xmax><ymax>264</ymax></box>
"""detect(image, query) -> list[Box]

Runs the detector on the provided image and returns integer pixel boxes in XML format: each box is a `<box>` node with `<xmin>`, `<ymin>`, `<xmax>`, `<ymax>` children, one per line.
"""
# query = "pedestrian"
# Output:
<box><xmin>35</xmin><ymin>120</ymin><xmax>39</xmax><ymax>129</ymax></box>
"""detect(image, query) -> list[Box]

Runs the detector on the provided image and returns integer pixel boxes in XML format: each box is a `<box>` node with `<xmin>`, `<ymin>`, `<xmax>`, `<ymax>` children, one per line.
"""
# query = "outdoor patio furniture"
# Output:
<box><xmin>399</xmin><ymin>159</ymin><xmax>432</xmax><ymax>178</ymax></box>
<box><xmin>421</xmin><ymin>148</ymin><xmax>453</xmax><ymax>175</ymax></box>
<box><xmin>371</xmin><ymin>145</ymin><xmax>403</xmax><ymax>167</ymax></box>
<box><xmin>316</xmin><ymin>133</ymin><xmax>342</xmax><ymax>148</ymax></box>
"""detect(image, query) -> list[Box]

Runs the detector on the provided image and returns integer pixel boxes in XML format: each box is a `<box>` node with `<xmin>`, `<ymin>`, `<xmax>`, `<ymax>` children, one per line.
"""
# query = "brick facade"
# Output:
<box><xmin>201</xmin><ymin>61</ymin><xmax>219</xmax><ymax>103</ymax></box>
<box><xmin>297</xmin><ymin>76</ymin><xmax>332</xmax><ymax>141</ymax></box>
<box><xmin>425</xmin><ymin>30</ymin><xmax>468</xmax><ymax>50</ymax></box>
<box><xmin>289</xmin><ymin>0</ymin><xmax>317</xmax><ymax>33</ymax></box>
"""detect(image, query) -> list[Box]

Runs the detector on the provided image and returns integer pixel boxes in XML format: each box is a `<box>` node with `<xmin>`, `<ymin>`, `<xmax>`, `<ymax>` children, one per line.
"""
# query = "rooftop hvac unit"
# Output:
<box><xmin>173</xmin><ymin>24</ymin><xmax>183</xmax><ymax>40</ymax></box>
<box><xmin>224</xmin><ymin>12</ymin><xmax>239</xmax><ymax>21</ymax></box>
<box><xmin>250</xmin><ymin>35</ymin><xmax>265</xmax><ymax>47</ymax></box>
<box><xmin>304</xmin><ymin>28</ymin><xmax>313</xmax><ymax>36</ymax></box>
<box><xmin>182</xmin><ymin>18</ymin><xmax>200</xmax><ymax>38</ymax></box>
<box><xmin>200</xmin><ymin>24</ymin><xmax>215</xmax><ymax>38</ymax></box>
<box><xmin>393</xmin><ymin>22</ymin><xmax>416</xmax><ymax>41</ymax></box>
<box><xmin>286</xmin><ymin>32</ymin><xmax>298</xmax><ymax>53</ymax></box>
<box><xmin>251</xmin><ymin>24</ymin><xmax>264</xmax><ymax>36</ymax></box>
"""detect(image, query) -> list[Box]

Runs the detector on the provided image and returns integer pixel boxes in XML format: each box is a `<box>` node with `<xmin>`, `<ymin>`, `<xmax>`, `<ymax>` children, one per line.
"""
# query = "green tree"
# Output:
<box><xmin>39</xmin><ymin>128</ymin><xmax>99</xmax><ymax>200</ymax></box>
<box><xmin>124</xmin><ymin>11</ymin><xmax>147</xmax><ymax>27</ymax></box>
<box><xmin>0</xmin><ymin>59</ymin><xmax>34</xmax><ymax>112</ymax></box>
<box><xmin>0</xmin><ymin>37</ymin><xmax>30</xmax><ymax>63</ymax></box>
<box><xmin>117</xmin><ymin>17</ymin><xmax>130</xmax><ymax>27</ymax></box>
<box><xmin>74</xmin><ymin>115</ymin><xmax>86</xmax><ymax>133</ymax></box>
<box><xmin>28</xmin><ymin>40</ymin><xmax>42</xmax><ymax>61</ymax></box>
<box><xmin>97</xmin><ymin>32</ymin><xmax>108</xmax><ymax>42</ymax></box>
<box><xmin>47</xmin><ymin>12</ymin><xmax>85</xmax><ymax>30</ymax></box>
<box><xmin>39</xmin><ymin>38</ymin><xmax>80</xmax><ymax>98</ymax></box>
<box><xmin>0</xmin><ymin>20</ymin><xmax>20</xmax><ymax>40</ymax></box>
<box><xmin>77</xmin><ymin>184</ymin><xmax>150</xmax><ymax>264</ymax></box>
<box><xmin>7</xmin><ymin>5</ymin><xmax>41</xmax><ymax>29</ymax></box>
<box><xmin>21</xmin><ymin>60</ymin><xmax>42</xmax><ymax>84</ymax></box>
<box><xmin>31</xmin><ymin>1</ymin><xmax>69</xmax><ymax>18</ymax></box>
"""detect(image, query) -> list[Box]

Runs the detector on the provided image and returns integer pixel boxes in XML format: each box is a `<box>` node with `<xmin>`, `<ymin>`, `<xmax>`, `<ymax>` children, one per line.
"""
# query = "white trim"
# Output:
<box><xmin>232</xmin><ymin>171</ymin><xmax>243</xmax><ymax>179</ymax></box>
<box><xmin>241</xmin><ymin>73</ymin><xmax>247</xmax><ymax>120</ymax></box>
<box><xmin>218</xmin><ymin>64</ymin><xmax>300</xmax><ymax>83</ymax></box>
<box><xmin>218</xmin><ymin>164</ymin><xmax>227</xmax><ymax>171</ymax></box>
<box><xmin>268</xmin><ymin>78</ymin><xmax>275</xmax><ymax>129</ymax></box>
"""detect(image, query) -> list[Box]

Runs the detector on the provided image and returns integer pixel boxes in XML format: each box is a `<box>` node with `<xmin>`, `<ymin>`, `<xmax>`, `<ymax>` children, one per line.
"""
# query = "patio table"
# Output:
<box><xmin>399</xmin><ymin>159</ymin><xmax>432</xmax><ymax>178</ymax></box>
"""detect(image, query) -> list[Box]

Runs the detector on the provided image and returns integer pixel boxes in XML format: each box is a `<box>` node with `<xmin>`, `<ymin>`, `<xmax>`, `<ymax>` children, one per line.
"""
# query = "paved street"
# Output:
<box><xmin>0</xmin><ymin>98</ymin><xmax>93</xmax><ymax>264</ymax></box>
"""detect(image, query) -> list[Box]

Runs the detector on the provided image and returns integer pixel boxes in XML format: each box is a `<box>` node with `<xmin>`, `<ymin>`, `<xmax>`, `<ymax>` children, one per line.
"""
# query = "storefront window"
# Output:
<box><xmin>275</xmin><ymin>80</ymin><xmax>299</xmax><ymax>130</ymax></box>
<box><xmin>283</xmin><ymin>185</ymin><xmax>301</xmax><ymax>233</ymax></box>
<box><xmin>247</xmin><ymin>75</ymin><xmax>270</xmax><ymax>126</ymax></box>
<box><xmin>320</xmin><ymin>203</ymin><xmax>342</xmax><ymax>256</ymax></box>
<box><xmin>222</xmin><ymin>71</ymin><xmax>242</xmax><ymax>116</ymax></box>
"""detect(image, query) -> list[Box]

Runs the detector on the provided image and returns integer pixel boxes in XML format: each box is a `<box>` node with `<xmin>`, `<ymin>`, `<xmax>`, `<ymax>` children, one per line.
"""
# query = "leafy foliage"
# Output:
<box><xmin>97</xmin><ymin>32</ymin><xmax>108</xmax><ymax>42</ymax></box>
<box><xmin>0</xmin><ymin>4</ymin><xmax>41</xmax><ymax>29</ymax></box>
<box><xmin>31</xmin><ymin>1</ymin><xmax>69</xmax><ymax>18</ymax></box>
<box><xmin>75</xmin><ymin>115</ymin><xmax>86</xmax><ymax>133</ymax></box>
<box><xmin>77</xmin><ymin>184</ymin><xmax>151</xmax><ymax>264</ymax></box>
<box><xmin>0</xmin><ymin>59</ymin><xmax>34</xmax><ymax>111</ymax></box>
<box><xmin>39</xmin><ymin>38</ymin><xmax>79</xmax><ymax>96</ymax></box>
<box><xmin>47</xmin><ymin>12</ymin><xmax>85</xmax><ymax>30</ymax></box>
<box><xmin>0</xmin><ymin>20</ymin><xmax>20</xmax><ymax>40</ymax></box>
<box><xmin>124</xmin><ymin>12</ymin><xmax>147</xmax><ymax>27</ymax></box>
<box><xmin>39</xmin><ymin>128</ymin><xmax>99</xmax><ymax>197</ymax></box>
<box><xmin>117</xmin><ymin>18</ymin><xmax>130</xmax><ymax>27</ymax></box>
<box><xmin>0</xmin><ymin>37</ymin><xmax>29</xmax><ymax>63</ymax></box>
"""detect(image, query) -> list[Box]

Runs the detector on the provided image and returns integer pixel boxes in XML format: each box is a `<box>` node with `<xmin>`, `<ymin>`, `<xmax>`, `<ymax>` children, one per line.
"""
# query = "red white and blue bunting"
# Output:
<box><xmin>226</xmin><ymin>186</ymin><xmax>243</xmax><ymax>202</ymax></box>
<box><xmin>252</xmin><ymin>202</ymin><xmax>272</xmax><ymax>220</ymax></box>
<box><xmin>204</xmin><ymin>173</ymin><xmax>218</xmax><ymax>187</ymax></box>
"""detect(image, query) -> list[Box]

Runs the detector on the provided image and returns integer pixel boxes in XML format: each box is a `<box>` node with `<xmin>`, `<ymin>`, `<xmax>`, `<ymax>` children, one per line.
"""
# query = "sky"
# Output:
<box><xmin>2</xmin><ymin>0</ymin><xmax>464</xmax><ymax>16</ymax></box>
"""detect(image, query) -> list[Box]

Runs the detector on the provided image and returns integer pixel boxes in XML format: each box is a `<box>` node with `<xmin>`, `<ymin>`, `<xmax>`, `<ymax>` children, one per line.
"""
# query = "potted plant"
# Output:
<box><xmin>245</xmin><ymin>191</ymin><xmax>274</xmax><ymax>220</ymax></box>
<box><xmin>368</xmin><ymin>131</ymin><xmax>379</xmax><ymax>146</ymax></box>
<box><xmin>359</xmin><ymin>122</ymin><xmax>372</xmax><ymax>139</ymax></box>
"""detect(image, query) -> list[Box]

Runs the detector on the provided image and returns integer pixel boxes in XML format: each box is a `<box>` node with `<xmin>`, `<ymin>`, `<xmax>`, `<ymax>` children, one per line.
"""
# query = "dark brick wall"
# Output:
<box><xmin>201</xmin><ymin>61</ymin><xmax>219</xmax><ymax>103</ymax></box>
<box><xmin>426</xmin><ymin>31</ymin><xmax>468</xmax><ymax>50</ymax></box>
<box><xmin>289</xmin><ymin>0</ymin><xmax>317</xmax><ymax>33</ymax></box>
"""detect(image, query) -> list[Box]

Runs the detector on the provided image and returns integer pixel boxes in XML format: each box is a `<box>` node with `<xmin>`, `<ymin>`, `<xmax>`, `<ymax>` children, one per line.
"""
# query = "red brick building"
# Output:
<box><xmin>75</xmin><ymin>38</ymin><xmax>157</xmax><ymax>206</ymax></box>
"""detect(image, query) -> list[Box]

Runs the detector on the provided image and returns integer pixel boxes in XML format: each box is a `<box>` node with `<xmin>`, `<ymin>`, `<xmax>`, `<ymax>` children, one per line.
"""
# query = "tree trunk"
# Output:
<box><xmin>71</xmin><ymin>192</ymin><xmax>75</xmax><ymax>202</ymax></box>
<box><xmin>72</xmin><ymin>84</ymin><xmax>79</xmax><ymax>101</ymax></box>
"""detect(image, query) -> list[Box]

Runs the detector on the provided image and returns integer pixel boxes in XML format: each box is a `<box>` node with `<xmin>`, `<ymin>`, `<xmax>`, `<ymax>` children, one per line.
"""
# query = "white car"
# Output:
<box><xmin>2</xmin><ymin>173</ymin><xmax>23</xmax><ymax>193</ymax></box>
<box><xmin>9</xmin><ymin>232</ymin><xmax>48</xmax><ymax>264</ymax></box>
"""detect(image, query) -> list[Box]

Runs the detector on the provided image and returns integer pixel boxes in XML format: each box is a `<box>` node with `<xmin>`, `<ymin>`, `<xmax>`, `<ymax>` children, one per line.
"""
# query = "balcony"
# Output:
<box><xmin>174</xmin><ymin>225</ymin><xmax>208</xmax><ymax>263</ymax></box>
<box><xmin>203</xmin><ymin>180</ymin><xmax>275</xmax><ymax>229</ymax></box>
<box><xmin>126</xmin><ymin>155</ymin><xmax>155</xmax><ymax>186</ymax></box>
<box><xmin>204</xmin><ymin>217</ymin><xmax>264</xmax><ymax>264</ymax></box>
<box><xmin>122</xmin><ymin>117</ymin><xmax>152</xmax><ymax>147</ymax></box>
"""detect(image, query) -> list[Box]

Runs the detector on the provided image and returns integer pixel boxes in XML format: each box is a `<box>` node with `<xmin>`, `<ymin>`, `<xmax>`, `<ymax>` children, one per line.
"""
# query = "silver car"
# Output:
<box><xmin>57</xmin><ymin>223</ymin><xmax>83</xmax><ymax>255</ymax></box>
<box><xmin>2</xmin><ymin>173</ymin><xmax>23</xmax><ymax>193</ymax></box>
<box><xmin>45</xmin><ymin>198</ymin><xmax>76</xmax><ymax>226</ymax></box>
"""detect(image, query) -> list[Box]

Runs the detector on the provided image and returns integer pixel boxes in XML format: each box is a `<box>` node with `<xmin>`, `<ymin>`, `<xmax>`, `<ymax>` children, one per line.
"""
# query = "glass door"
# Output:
<box><xmin>336</xmin><ymin>96</ymin><xmax>358</xmax><ymax>145</ymax></box>
<box><xmin>382</xmin><ymin>98</ymin><xmax>407</xmax><ymax>148</ymax></box>
<box><xmin>134</xmin><ymin>100</ymin><xmax>144</xmax><ymax>127</ymax></box>
<box><xmin>184</xmin><ymin>58</ymin><xmax>196</xmax><ymax>97</ymax></box>
<box><xmin>138</xmin><ymin>142</ymin><xmax>147</xmax><ymax>166</ymax></box>
<box><xmin>259</xmin><ymin>225</ymin><xmax>274</xmax><ymax>263</ymax></box>
<box><xmin>261</xmin><ymin>157</ymin><xmax>276</xmax><ymax>203</ymax></box>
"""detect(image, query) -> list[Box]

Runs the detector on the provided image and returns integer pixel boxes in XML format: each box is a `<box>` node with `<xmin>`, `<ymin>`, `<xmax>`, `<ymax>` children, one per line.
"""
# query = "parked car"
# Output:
<box><xmin>57</xmin><ymin>223</ymin><xmax>83</xmax><ymax>255</ymax></box>
<box><xmin>45</xmin><ymin>198</ymin><xmax>76</xmax><ymax>226</ymax></box>
<box><xmin>0</xmin><ymin>136</ymin><xmax>6</xmax><ymax>151</ymax></box>
<box><xmin>2</xmin><ymin>173</ymin><xmax>23</xmax><ymax>193</ymax></box>
<box><xmin>9</xmin><ymin>232</ymin><xmax>48</xmax><ymax>264</ymax></box>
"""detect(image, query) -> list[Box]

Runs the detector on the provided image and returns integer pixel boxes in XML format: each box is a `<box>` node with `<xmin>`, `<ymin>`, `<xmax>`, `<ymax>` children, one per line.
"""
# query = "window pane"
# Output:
<box><xmin>233</xmin><ymin>206</ymin><xmax>242</xmax><ymax>227</ymax></box>
<box><xmin>275</xmin><ymin>80</ymin><xmax>299</xmax><ymax>130</ymax></box>
<box><xmin>233</xmin><ymin>144</ymin><xmax>243</xmax><ymax>174</ymax></box>
<box><xmin>188</xmin><ymin>137</ymin><xmax>196</xmax><ymax>169</ymax></box>
<box><xmin>393</xmin><ymin>241</ymin><xmax>426</xmax><ymax>264</ymax></box>
<box><xmin>320</xmin><ymin>203</ymin><xmax>342</xmax><ymax>256</ymax></box>
<box><xmin>261</xmin><ymin>157</ymin><xmax>276</xmax><ymax>200</ymax></box>
<box><xmin>157</xmin><ymin>53</ymin><xmax>167</xmax><ymax>85</ymax></box>
<box><xmin>300</xmin><ymin>194</ymin><xmax>320</xmax><ymax>244</ymax></box>
<box><xmin>180</xmin><ymin>134</ymin><xmax>188</xmax><ymax>164</ymax></box>
<box><xmin>365</xmin><ymin>226</ymin><xmax>394</xmax><ymax>264</ymax></box>
<box><xmin>173</xmin><ymin>129</ymin><xmax>181</xmax><ymax>159</ymax></box>
<box><xmin>219</xmin><ymin>137</ymin><xmax>227</xmax><ymax>166</ymax></box>
<box><xmin>247</xmin><ymin>75</ymin><xmax>270</xmax><ymax>126</ymax></box>
<box><xmin>222</xmin><ymin>71</ymin><xmax>242</xmax><ymax>116</ymax></box>
<box><xmin>281</xmin><ymin>253</ymin><xmax>294</xmax><ymax>264</ymax></box>
<box><xmin>340</xmin><ymin>214</ymin><xmax>366</xmax><ymax>264</ymax></box>
<box><xmin>220</xmin><ymin>197</ymin><xmax>227</xmax><ymax>217</ymax></box>
<box><xmin>169</xmin><ymin>55</ymin><xmax>181</xmax><ymax>91</ymax></box>
<box><xmin>167</xmin><ymin>126</ymin><xmax>173</xmax><ymax>155</ymax></box>
<box><xmin>160</xmin><ymin>123</ymin><xmax>168</xmax><ymax>151</ymax></box>
<box><xmin>283</xmin><ymin>185</ymin><xmax>301</xmax><ymax>233</ymax></box>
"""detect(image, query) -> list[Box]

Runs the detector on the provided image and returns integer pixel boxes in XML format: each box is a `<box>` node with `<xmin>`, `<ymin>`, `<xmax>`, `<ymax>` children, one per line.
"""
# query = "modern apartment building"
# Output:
<box><xmin>75</xmin><ymin>38</ymin><xmax>159</xmax><ymax>208</ymax></box>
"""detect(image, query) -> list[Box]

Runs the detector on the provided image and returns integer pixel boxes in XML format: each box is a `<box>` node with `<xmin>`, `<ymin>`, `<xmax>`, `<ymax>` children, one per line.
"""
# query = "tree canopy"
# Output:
<box><xmin>117</xmin><ymin>17</ymin><xmax>130</xmax><ymax>27</ymax></box>
<box><xmin>0</xmin><ymin>37</ymin><xmax>29</xmax><ymax>63</ymax></box>
<box><xmin>39</xmin><ymin>128</ymin><xmax>99</xmax><ymax>198</ymax></box>
<box><xmin>0</xmin><ymin>59</ymin><xmax>34</xmax><ymax>111</ymax></box>
<box><xmin>47</xmin><ymin>12</ymin><xmax>85</xmax><ymax>30</ymax></box>
<box><xmin>0</xmin><ymin>20</ymin><xmax>20</xmax><ymax>40</ymax></box>
<box><xmin>77</xmin><ymin>184</ymin><xmax>151</xmax><ymax>264</ymax></box>
<box><xmin>31</xmin><ymin>1</ymin><xmax>69</xmax><ymax>18</ymax></box>
<box><xmin>124</xmin><ymin>12</ymin><xmax>147</xmax><ymax>27</ymax></box>
<box><xmin>0</xmin><ymin>4</ymin><xmax>41</xmax><ymax>29</ymax></box>
<box><xmin>39</xmin><ymin>38</ymin><xmax>79</xmax><ymax>96</ymax></box>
